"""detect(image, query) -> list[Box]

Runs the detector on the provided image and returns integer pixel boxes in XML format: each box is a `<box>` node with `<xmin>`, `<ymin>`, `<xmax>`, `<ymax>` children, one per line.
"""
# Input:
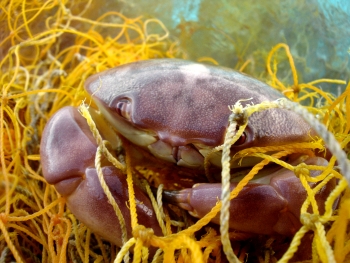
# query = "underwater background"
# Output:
<box><xmin>115</xmin><ymin>0</ymin><xmax>350</xmax><ymax>89</ymax></box>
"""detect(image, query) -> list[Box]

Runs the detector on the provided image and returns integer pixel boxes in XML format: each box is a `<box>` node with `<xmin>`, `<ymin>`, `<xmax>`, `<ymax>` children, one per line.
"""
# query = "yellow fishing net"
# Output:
<box><xmin>1</xmin><ymin>1</ymin><xmax>350</xmax><ymax>262</ymax></box>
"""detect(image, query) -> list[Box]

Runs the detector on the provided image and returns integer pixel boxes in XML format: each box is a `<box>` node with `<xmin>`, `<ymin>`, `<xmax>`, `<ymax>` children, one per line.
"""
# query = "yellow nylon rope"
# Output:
<box><xmin>1</xmin><ymin>0</ymin><xmax>349</xmax><ymax>260</ymax></box>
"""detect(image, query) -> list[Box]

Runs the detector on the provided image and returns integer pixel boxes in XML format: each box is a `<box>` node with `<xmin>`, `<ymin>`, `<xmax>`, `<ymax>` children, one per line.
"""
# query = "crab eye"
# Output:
<box><xmin>116</xmin><ymin>99</ymin><xmax>131</xmax><ymax>120</ymax></box>
<box><xmin>234</xmin><ymin>132</ymin><xmax>246</xmax><ymax>145</ymax></box>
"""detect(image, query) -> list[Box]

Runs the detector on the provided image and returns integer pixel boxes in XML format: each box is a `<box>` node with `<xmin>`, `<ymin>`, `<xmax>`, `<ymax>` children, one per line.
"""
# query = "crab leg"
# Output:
<box><xmin>162</xmin><ymin>157</ymin><xmax>337</xmax><ymax>236</ymax></box>
<box><xmin>40</xmin><ymin>107</ymin><xmax>162</xmax><ymax>248</ymax></box>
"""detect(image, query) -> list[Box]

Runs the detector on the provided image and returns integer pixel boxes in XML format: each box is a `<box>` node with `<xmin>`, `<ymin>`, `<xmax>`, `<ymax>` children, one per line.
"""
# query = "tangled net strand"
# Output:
<box><xmin>0</xmin><ymin>1</ymin><xmax>350</xmax><ymax>262</ymax></box>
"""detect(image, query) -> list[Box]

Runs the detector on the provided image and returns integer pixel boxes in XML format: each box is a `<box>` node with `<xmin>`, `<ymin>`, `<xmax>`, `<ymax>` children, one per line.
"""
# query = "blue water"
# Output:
<box><xmin>171</xmin><ymin>0</ymin><xmax>350</xmax><ymax>28</ymax></box>
<box><xmin>318</xmin><ymin>0</ymin><xmax>350</xmax><ymax>21</ymax></box>
<box><xmin>168</xmin><ymin>0</ymin><xmax>349</xmax><ymax>87</ymax></box>
<box><xmin>171</xmin><ymin>0</ymin><xmax>201</xmax><ymax>27</ymax></box>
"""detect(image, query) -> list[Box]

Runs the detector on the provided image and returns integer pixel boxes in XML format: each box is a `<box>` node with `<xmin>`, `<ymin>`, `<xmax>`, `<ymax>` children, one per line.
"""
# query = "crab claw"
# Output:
<box><xmin>40</xmin><ymin>106</ymin><xmax>162</xmax><ymax>248</ymax></box>
<box><xmin>162</xmin><ymin>157</ymin><xmax>337</xmax><ymax>236</ymax></box>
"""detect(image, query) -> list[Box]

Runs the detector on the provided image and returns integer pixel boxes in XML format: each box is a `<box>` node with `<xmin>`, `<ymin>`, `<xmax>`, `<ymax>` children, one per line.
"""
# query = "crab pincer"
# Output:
<box><xmin>162</xmin><ymin>156</ymin><xmax>336</xmax><ymax>236</ymax></box>
<box><xmin>40</xmin><ymin>106</ymin><xmax>163</xmax><ymax>248</ymax></box>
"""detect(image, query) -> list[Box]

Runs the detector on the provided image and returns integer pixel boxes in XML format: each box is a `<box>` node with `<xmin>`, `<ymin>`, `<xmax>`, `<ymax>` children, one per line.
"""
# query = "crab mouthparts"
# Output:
<box><xmin>147</xmin><ymin>140</ymin><xmax>206</xmax><ymax>168</ymax></box>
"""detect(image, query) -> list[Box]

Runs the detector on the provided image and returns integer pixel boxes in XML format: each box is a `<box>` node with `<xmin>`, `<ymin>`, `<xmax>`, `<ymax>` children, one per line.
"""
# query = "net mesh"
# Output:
<box><xmin>0</xmin><ymin>1</ymin><xmax>349</xmax><ymax>262</ymax></box>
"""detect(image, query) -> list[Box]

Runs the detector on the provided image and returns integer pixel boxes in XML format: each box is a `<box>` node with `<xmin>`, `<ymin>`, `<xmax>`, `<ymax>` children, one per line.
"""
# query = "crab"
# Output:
<box><xmin>40</xmin><ymin>59</ymin><xmax>336</xmax><ymax>250</ymax></box>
